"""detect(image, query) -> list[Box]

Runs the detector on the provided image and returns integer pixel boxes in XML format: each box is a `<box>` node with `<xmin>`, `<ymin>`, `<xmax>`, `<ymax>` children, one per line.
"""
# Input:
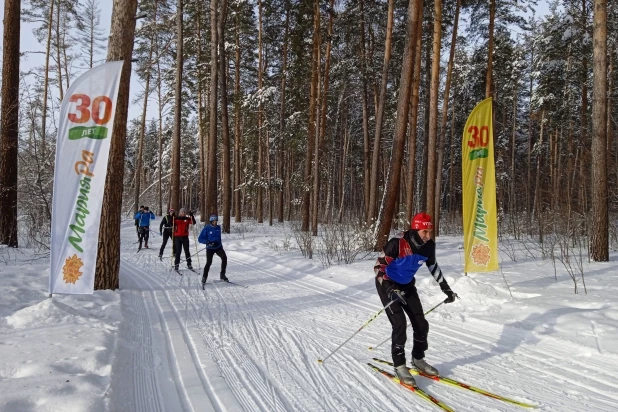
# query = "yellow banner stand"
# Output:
<box><xmin>462</xmin><ymin>98</ymin><xmax>499</xmax><ymax>272</ymax></box>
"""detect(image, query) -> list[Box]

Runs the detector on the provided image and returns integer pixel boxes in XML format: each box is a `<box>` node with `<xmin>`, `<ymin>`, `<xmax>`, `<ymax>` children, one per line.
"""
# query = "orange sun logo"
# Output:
<box><xmin>471</xmin><ymin>243</ymin><xmax>491</xmax><ymax>266</ymax></box>
<box><xmin>63</xmin><ymin>254</ymin><xmax>84</xmax><ymax>284</ymax></box>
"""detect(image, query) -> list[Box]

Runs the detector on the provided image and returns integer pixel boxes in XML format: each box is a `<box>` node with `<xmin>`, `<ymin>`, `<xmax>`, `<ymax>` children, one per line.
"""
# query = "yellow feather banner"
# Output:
<box><xmin>462</xmin><ymin>98</ymin><xmax>499</xmax><ymax>272</ymax></box>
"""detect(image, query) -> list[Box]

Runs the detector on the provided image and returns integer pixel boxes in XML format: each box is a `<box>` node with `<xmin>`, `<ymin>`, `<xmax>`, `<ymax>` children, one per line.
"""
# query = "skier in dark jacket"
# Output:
<box><xmin>158</xmin><ymin>208</ymin><xmax>175</xmax><ymax>259</ymax></box>
<box><xmin>173</xmin><ymin>208</ymin><xmax>196</xmax><ymax>271</ymax></box>
<box><xmin>198</xmin><ymin>215</ymin><xmax>228</xmax><ymax>287</ymax></box>
<box><xmin>374</xmin><ymin>212</ymin><xmax>458</xmax><ymax>387</ymax></box>
<box><xmin>134</xmin><ymin>206</ymin><xmax>156</xmax><ymax>251</ymax></box>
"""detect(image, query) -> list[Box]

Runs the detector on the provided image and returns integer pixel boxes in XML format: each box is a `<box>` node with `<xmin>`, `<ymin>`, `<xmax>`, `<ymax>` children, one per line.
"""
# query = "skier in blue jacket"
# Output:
<box><xmin>198</xmin><ymin>215</ymin><xmax>228</xmax><ymax>287</ymax></box>
<box><xmin>134</xmin><ymin>206</ymin><xmax>156</xmax><ymax>251</ymax></box>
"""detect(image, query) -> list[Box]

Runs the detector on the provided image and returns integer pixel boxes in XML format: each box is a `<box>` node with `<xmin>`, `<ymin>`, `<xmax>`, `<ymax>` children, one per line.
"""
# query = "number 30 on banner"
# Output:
<box><xmin>68</xmin><ymin>94</ymin><xmax>113</xmax><ymax>125</ymax></box>
<box><xmin>467</xmin><ymin>125</ymin><xmax>489</xmax><ymax>148</ymax></box>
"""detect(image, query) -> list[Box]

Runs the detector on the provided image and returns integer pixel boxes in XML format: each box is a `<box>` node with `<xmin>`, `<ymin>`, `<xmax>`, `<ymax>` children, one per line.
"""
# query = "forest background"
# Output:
<box><xmin>0</xmin><ymin>0</ymin><xmax>615</xmax><ymax>289</ymax></box>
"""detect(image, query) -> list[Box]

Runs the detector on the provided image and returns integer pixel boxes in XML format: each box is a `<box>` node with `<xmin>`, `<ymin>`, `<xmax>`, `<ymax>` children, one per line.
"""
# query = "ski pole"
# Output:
<box><xmin>368</xmin><ymin>298</ymin><xmax>448</xmax><ymax>351</ymax></box>
<box><xmin>192</xmin><ymin>224</ymin><xmax>201</xmax><ymax>269</ymax></box>
<box><xmin>318</xmin><ymin>299</ymin><xmax>398</xmax><ymax>364</ymax></box>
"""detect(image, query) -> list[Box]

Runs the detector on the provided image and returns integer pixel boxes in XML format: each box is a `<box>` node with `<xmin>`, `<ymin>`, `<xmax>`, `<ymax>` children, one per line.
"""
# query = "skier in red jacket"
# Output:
<box><xmin>173</xmin><ymin>208</ymin><xmax>196</xmax><ymax>271</ymax></box>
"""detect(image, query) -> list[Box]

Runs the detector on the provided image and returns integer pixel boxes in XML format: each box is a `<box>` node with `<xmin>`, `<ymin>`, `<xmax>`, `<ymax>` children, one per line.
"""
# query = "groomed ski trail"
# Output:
<box><xmin>111</xmin><ymin>223</ymin><xmax>618</xmax><ymax>411</ymax></box>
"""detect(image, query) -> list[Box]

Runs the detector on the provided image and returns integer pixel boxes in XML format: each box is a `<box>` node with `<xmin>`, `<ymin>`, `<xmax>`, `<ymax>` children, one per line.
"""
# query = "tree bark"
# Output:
<box><xmin>197</xmin><ymin>5</ymin><xmax>206</xmax><ymax>221</ymax></box>
<box><xmin>374</xmin><ymin>0</ymin><xmax>422</xmax><ymax>250</ymax></box>
<box><xmin>41</xmin><ymin>0</ymin><xmax>54</xmax><ymax>156</ymax></box>
<box><xmin>425</xmin><ymin>0</ymin><xmax>443</xmax><ymax>229</ymax></box>
<box><xmin>485</xmin><ymin>0</ymin><xmax>496</xmax><ymax>98</ymax></box>
<box><xmin>278</xmin><ymin>1</ymin><xmax>290</xmax><ymax>223</ymax></box>
<box><xmin>134</xmin><ymin>41</ymin><xmax>154</xmax><ymax>214</ymax></box>
<box><xmin>207</xmin><ymin>0</ymin><xmax>219</xmax><ymax>216</ymax></box>
<box><xmin>433</xmin><ymin>0</ymin><xmax>459</xmax><ymax>236</ymax></box>
<box><xmin>95</xmin><ymin>0</ymin><xmax>138</xmax><ymax>289</ymax></box>
<box><xmin>302</xmin><ymin>0</ymin><xmax>320</xmax><ymax>232</ymax></box>
<box><xmin>0</xmin><ymin>0</ymin><xmax>21</xmax><ymax>247</ymax></box>
<box><xmin>405</xmin><ymin>3</ymin><xmax>423</xmax><ymax>225</ymax></box>
<box><xmin>256</xmin><ymin>0</ymin><xmax>264</xmax><ymax>223</ymax></box>
<box><xmin>367</xmin><ymin>0</ymin><xmax>395</xmax><ymax>225</ymax></box>
<box><xmin>170</xmin><ymin>0</ymin><xmax>183</xmax><ymax>212</ymax></box>
<box><xmin>590</xmin><ymin>0</ymin><xmax>608</xmax><ymax>261</ymax></box>
<box><xmin>234</xmin><ymin>3</ymin><xmax>242</xmax><ymax>222</ymax></box>
<box><xmin>360</xmin><ymin>0</ymin><xmax>371</xmax><ymax>222</ymax></box>
<box><xmin>219</xmin><ymin>0</ymin><xmax>231</xmax><ymax>232</ymax></box>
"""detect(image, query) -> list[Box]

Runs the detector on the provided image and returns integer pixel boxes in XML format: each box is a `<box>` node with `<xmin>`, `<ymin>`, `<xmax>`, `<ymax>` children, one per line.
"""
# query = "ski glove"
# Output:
<box><xmin>387</xmin><ymin>287</ymin><xmax>407</xmax><ymax>305</ymax></box>
<box><xmin>444</xmin><ymin>289</ymin><xmax>458</xmax><ymax>304</ymax></box>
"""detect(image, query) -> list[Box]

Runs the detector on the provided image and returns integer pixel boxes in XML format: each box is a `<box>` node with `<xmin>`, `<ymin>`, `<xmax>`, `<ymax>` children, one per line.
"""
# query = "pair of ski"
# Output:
<box><xmin>369</xmin><ymin>358</ymin><xmax>535</xmax><ymax>411</ymax></box>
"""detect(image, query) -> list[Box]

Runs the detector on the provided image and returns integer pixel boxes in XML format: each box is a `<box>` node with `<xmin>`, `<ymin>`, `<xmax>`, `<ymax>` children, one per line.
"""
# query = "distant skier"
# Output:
<box><xmin>135</xmin><ymin>205</ymin><xmax>144</xmax><ymax>240</ymax></box>
<box><xmin>134</xmin><ymin>206</ymin><xmax>156</xmax><ymax>251</ymax></box>
<box><xmin>159</xmin><ymin>208</ymin><xmax>176</xmax><ymax>260</ymax></box>
<box><xmin>374</xmin><ymin>212</ymin><xmax>458</xmax><ymax>386</ymax></box>
<box><xmin>198</xmin><ymin>215</ymin><xmax>228</xmax><ymax>287</ymax></box>
<box><xmin>173</xmin><ymin>208</ymin><xmax>196</xmax><ymax>271</ymax></box>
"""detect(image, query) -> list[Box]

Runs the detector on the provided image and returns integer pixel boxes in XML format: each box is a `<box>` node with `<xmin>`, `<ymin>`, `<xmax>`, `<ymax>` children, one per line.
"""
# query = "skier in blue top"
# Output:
<box><xmin>198</xmin><ymin>215</ymin><xmax>228</xmax><ymax>287</ymax></box>
<box><xmin>134</xmin><ymin>206</ymin><xmax>156</xmax><ymax>251</ymax></box>
<box><xmin>374</xmin><ymin>212</ymin><xmax>458</xmax><ymax>387</ymax></box>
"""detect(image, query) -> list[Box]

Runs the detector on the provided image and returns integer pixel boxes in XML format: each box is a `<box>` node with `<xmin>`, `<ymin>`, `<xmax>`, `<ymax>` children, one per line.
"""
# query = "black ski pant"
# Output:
<box><xmin>203</xmin><ymin>247</ymin><xmax>227</xmax><ymax>279</ymax></box>
<box><xmin>159</xmin><ymin>230</ymin><xmax>174</xmax><ymax>256</ymax></box>
<box><xmin>174</xmin><ymin>236</ymin><xmax>191</xmax><ymax>268</ymax></box>
<box><xmin>138</xmin><ymin>226</ymin><xmax>150</xmax><ymax>245</ymax></box>
<box><xmin>376</xmin><ymin>277</ymin><xmax>429</xmax><ymax>367</ymax></box>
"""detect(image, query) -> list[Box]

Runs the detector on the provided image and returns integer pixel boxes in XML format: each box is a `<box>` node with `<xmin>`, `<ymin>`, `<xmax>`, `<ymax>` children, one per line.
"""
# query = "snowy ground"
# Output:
<box><xmin>1</xmin><ymin>219</ymin><xmax>618</xmax><ymax>411</ymax></box>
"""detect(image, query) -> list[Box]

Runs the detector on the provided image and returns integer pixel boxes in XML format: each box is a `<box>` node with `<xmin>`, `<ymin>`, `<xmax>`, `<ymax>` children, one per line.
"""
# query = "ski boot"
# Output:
<box><xmin>201</xmin><ymin>275</ymin><xmax>208</xmax><ymax>290</ymax></box>
<box><xmin>394</xmin><ymin>365</ymin><xmax>417</xmax><ymax>387</ymax></box>
<box><xmin>187</xmin><ymin>264</ymin><xmax>194</xmax><ymax>271</ymax></box>
<box><xmin>137</xmin><ymin>243</ymin><xmax>142</xmax><ymax>252</ymax></box>
<box><xmin>412</xmin><ymin>358</ymin><xmax>439</xmax><ymax>376</ymax></box>
<box><xmin>220</xmin><ymin>273</ymin><xmax>229</xmax><ymax>282</ymax></box>
<box><xmin>144</xmin><ymin>244</ymin><xmax>149</xmax><ymax>249</ymax></box>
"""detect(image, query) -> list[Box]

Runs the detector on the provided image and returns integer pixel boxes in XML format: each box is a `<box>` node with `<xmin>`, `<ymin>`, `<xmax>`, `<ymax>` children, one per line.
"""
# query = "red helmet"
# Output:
<box><xmin>411</xmin><ymin>212</ymin><xmax>433</xmax><ymax>230</ymax></box>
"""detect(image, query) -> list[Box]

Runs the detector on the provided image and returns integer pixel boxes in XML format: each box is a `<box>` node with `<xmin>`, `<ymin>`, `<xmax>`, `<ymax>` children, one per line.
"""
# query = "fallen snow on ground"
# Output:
<box><xmin>1</xmin><ymin>220</ymin><xmax>617</xmax><ymax>411</ymax></box>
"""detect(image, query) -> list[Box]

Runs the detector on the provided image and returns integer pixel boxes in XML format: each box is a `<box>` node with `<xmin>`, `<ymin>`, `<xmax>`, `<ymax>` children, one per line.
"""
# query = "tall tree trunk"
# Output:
<box><xmin>302</xmin><ymin>0</ymin><xmax>320</xmax><ymax>232</ymax></box>
<box><xmin>532</xmin><ymin>111</ymin><xmax>544</xmax><ymax>220</ymax></box>
<box><xmin>56</xmin><ymin>0</ymin><xmax>64</xmax><ymax>101</ymax></box>
<box><xmin>234</xmin><ymin>4</ymin><xmax>242</xmax><ymax>222</ymax></box>
<box><xmin>256</xmin><ymin>0</ymin><xmax>264</xmax><ymax>223</ymax></box>
<box><xmin>405</xmin><ymin>2</ymin><xmax>423</xmax><ymax>225</ymax></box>
<box><xmin>95</xmin><ymin>0</ymin><xmax>138</xmax><ymax>289</ymax></box>
<box><xmin>41</xmin><ymin>0</ymin><xmax>54</xmax><ymax>156</ymax></box>
<box><xmin>420</xmin><ymin>30</ymin><xmax>431</xmax><ymax>211</ymax></box>
<box><xmin>485</xmin><ymin>0</ymin><xmax>496</xmax><ymax>98</ymax></box>
<box><xmin>580</xmin><ymin>0</ymin><xmax>589</xmax><ymax>216</ymax></box>
<box><xmin>207</xmin><ymin>0</ymin><xmax>219</xmax><ymax>216</ymax></box>
<box><xmin>433</xmin><ymin>0</ymin><xmax>459</xmax><ymax>235</ymax></box>
<box><xmin>367</xmin><ymin>0</ymin><xmax>395</xmax><ymax>225</ymax></box>
<box><xmin>219</xmin><ymin>0</ymin><xmax>231</xmax><ymax>232</ymax></box>
<box><xmin>0</xmin><ymin>0</ymin><xmax>21</xmax><ymax>247</ymax></box>
<box><xmin>375</xmin><ymin>0</ymin><xmax>422</xmax><ymax>250</ymax></box>
<box><xmin>311</xmin><ymin>20</ymin><xmax>322</xmax><ymax>236</ymax></box>
<box><xmin>590</xmin><ymin>0</ymin><xmax>608</xmax><ymax>261</ymax></box>
<box><xmin>311</xmin><ymin>0</ymin><xmax>335</xmax><ymax>235</ymax></box>
<box><xmin>157</xmin><ymin>53</ymin><xmax>163</xmax><ymax>215</ymax></box>
<box><xmin>278</xmin><ymin>1</ymin><xmax>290</xmax><ymax>223</ymax></box>
<box><xmin>134</xmin><ymin>41</ymin><xmax>154</xmax><ymax>214</ymax></box>
<box><xmin>170</xmin><ymin>0</ymin><xmax>183</xmax><ymax>211</ymax></box>
<box><xmin>197</xmin><ymin>5</ymin><xmax>206</xmax><ymax>221</ymax></box>
<box><xmin>360</xmin><ymin>0</ymin><xmax>371</xmax><ymax>222</ymax></box>
<box><xmin>425</xmin><ymin>0</ymin><xmax>443</xmax><ymax>228</ymax></box>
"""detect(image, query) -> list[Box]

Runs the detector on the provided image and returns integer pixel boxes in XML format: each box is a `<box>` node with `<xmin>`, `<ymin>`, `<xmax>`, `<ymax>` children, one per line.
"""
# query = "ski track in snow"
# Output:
<box><xmin>112</xmin><ymin>227</ymin><xmax>618</xmax><ymax>412</ymax></box>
